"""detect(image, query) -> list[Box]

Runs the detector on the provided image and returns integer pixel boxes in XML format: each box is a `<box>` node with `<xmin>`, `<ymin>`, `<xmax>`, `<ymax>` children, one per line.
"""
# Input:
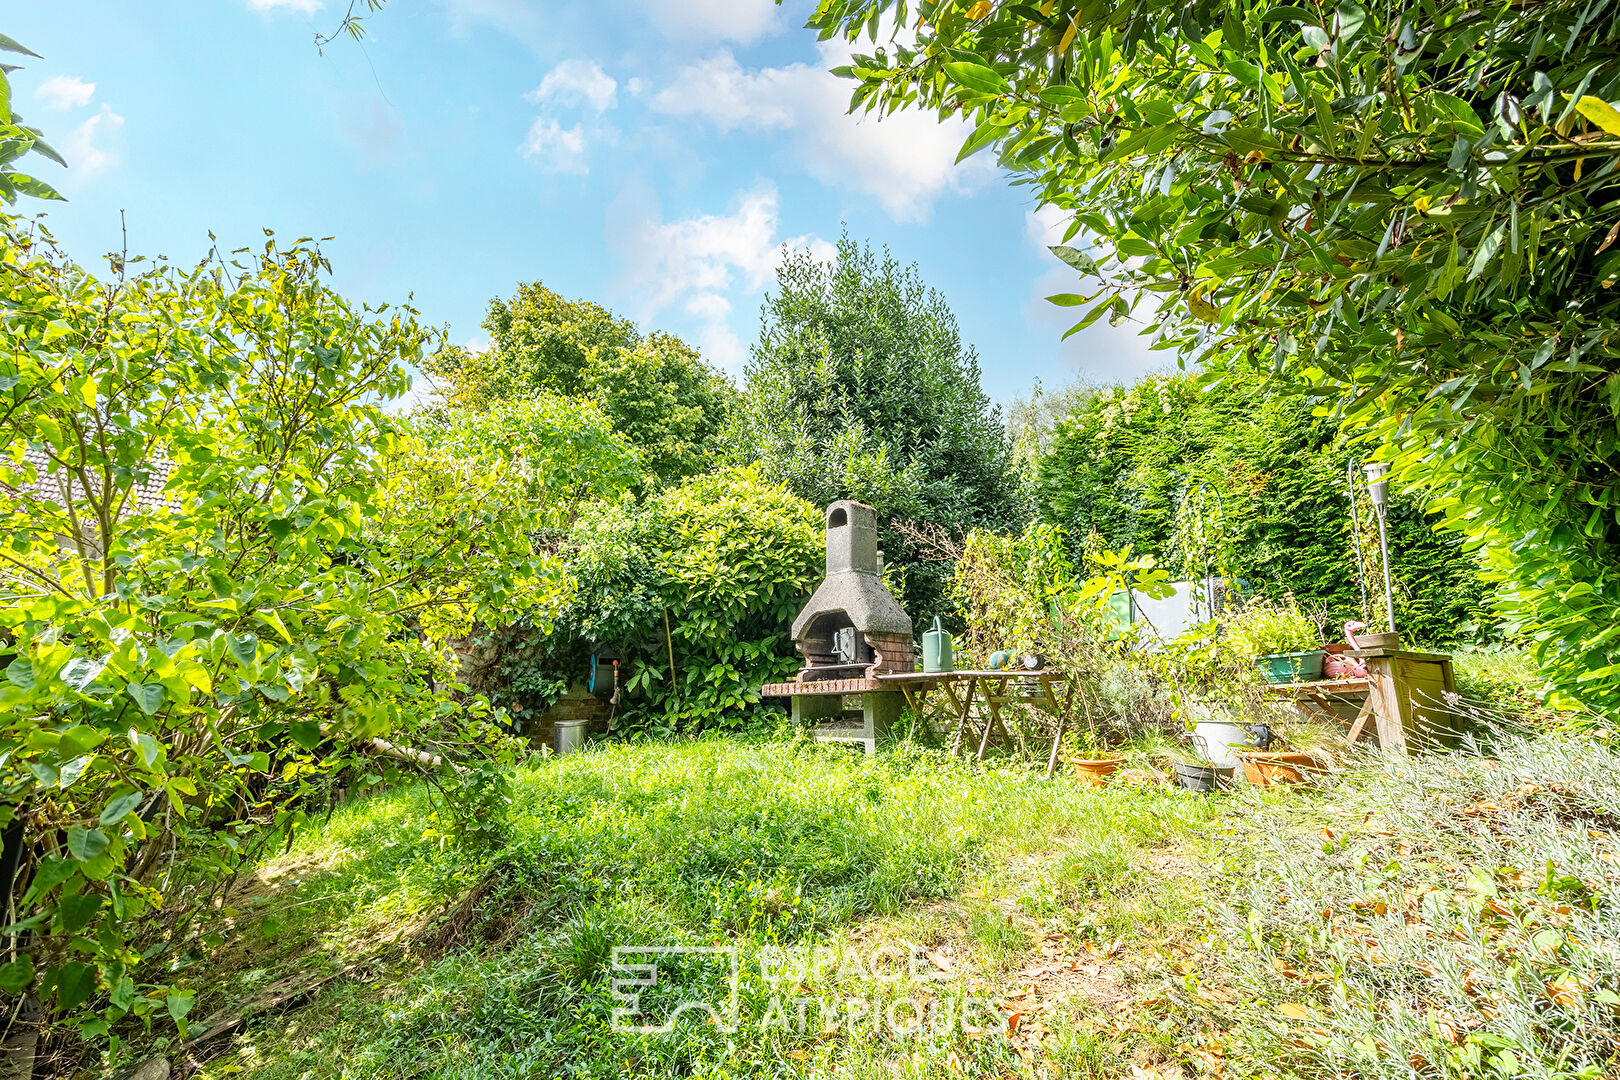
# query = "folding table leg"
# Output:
<box><xmin>1345</xmin><ymin>696</ymin><xmax>1375</xmax><ymax>745</ymax></box>
<box><xmin>946</xmin><ymin>679</ymin><xmax>978</xmax><ymax>756</ymax></box>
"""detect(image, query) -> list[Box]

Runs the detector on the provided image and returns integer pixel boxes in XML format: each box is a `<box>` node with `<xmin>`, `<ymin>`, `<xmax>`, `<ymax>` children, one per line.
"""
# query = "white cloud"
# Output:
<box><xmin>35</xmin><ymin>75</ymin><xmax>96</xmax><ymax>111</ymax></box>
<box><xmin>633</xmin><ymin>0</ymin><xmax>781</xmax><ymax>46</ymax></box>
<box><xmin>650</xmin><ymin>53</ymin><xmax>803</xmax><ymax>131</ymax></box>
<box><xmin>1024</xmin><ymin>205</ymin><xmax>1166</xmax><ymax>386</ymax></box>
<box><xmin>527</xmin><ymin>59</ymin><xmax>617</xmax><ymax>113</ymax></box>
<box><xmin>62</xmin><ymin>104</ymin><xmax>124</xmax><ymax>180</ymax></box>
<box><xmin>246</xmin><ymin>0</ymin><xmax>323</xmax><ymax>14</ymax></box>
<box><xmin>612</xmin><ymin>183</ymin><xmax>834</xmax><ymax>370</ymax></box>
<box><xmin>649</xmin><ymin>42</ymin><xmax>993</xmax><ymax>223</ymax></box>
<box><xmin>521</xmin><ymin>117</ymin><xmax>588</xmax><ymax>174</ymax></box>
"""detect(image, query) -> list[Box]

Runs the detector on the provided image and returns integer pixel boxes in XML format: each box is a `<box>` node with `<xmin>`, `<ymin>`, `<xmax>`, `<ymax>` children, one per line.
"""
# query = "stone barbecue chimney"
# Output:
<box><xmin>789</xmin><ymin>501</ymin><xmax>914</xmax><ymax>681</ymax></box>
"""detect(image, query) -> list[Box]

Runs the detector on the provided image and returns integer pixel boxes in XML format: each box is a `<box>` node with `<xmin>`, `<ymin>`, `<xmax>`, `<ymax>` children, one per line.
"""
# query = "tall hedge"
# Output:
<box><xmin>1035</xmin><ymin>373</ymin><xmax>1491</xmax><ymax>645</ymax></box>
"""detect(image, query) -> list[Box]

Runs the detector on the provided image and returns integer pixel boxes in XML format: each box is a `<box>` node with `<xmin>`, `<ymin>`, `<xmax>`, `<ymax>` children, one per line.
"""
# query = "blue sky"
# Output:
<box><xmin>7</xmin><ymin>0</ymin><xmax>1168</xmax><ymax>407</ymax></box>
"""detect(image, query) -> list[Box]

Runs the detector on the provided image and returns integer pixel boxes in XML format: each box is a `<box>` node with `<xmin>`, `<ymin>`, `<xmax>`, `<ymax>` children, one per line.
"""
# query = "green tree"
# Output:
<box><xmin>424</xmin><ymin>282</ymin><xmax>731</xmax><ymax>486</ymax></box>
<box><xmin>809</xmin><ymin>1</ymin><xmax>1620</xmax><ymax>712</ymax></box>
<box><xmin>0</xmin><ymin>34</ymin><xmax>66</xmax><ymax>204</ymax></box>
<box><xmin>0</xmin><ymin>221</ymin><xmax>636</xmax><ymax>1037</ymax></box>
<box><xmin>734</xmin><ymin>233</ymin><xmax>1024</xmax><ymax>624</ymax></box>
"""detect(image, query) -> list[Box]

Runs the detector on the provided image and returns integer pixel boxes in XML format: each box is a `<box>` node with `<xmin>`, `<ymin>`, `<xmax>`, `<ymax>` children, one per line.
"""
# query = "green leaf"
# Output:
<box><xmin>5</xmin><ymin>656</ymin><xmax>34</xmax><ymax>690</ymax></box>
<box><xmin>99</xmin><ymin>790</ymin><xmax>144</xmax><ymax>826</ymax></box>
<box><xmin>57</xmin><ymin>892</ymin><xmax>102</xmax><ymax>933</ymax></box>
<box><xmin>228</xmin><ymin>632</ymin><xmax>260</xmax><ymax>668</ymax></box>
<box><xmin>9</xmin><ymin>173</ymin><xmax>63</xmax><ymax>201</ymax></box>
<box><xmin>58</xmin><ymin>656</ymin><xmax>105</xmax><ymax>693</ymax></box>
<box><xmin>1260</xmin><ymin>6</ymin><xmax>1317</xmax><ymax>22</ymax></box>
<box><xmin>255</xmin><ymin>608</ymin><xmax>294</xmax><ymax>644</ymax></box>
<box><xmin>955</xmin><ymin>117</ymin><xmax>1006</xmax><ymax>163</ymax></box>
<box><xmin>167</xmin><ymin>991</ymin><xmax>195</xmax><ymax>1021</ymax></box>
<box><xmin>0</xmin><ymin>957</ymin><xmax>33</xmax><ymax>993</ymax></box>
<box><xmin>54</xmin><ymin>962</ymin><xmax>95</xmax><ymax>1011</ymax></box>
<box><xmin>943</xmin><ymin>61</ymin><xmax>1010</xmax><ymax>97</ymax></box>
<box><xmin>126</xmin><ymin>682</ymin><xmax>167</xmax><ymax>716</ymax></box>
<box><xmin>134</xmin><ymin>731</ymin><xmax>165</xmax><ymax>769</ymax></box>
<box><xmin>29</xmin><ymin>137</ymin><xmax>65</xmax><ymax>168</ymax></box>
<box><xmin>65</xmin><ymin>826</ymin><xmax>110</xmax><ymax>862</ymax></box>
<box><xmin>58</xmin><ymin>725</ymin><xmax>106</xmax><ymax>758</ymax></box>
<box><xmin>0</xmin><ymin>34</ymin><xmax>42</xmax><ymax>58</ymax></box>
<box><xmin>20</xmin><ymin>857</ymin><xmax>76</xmax><ymax>906</ymax></box>
<box><xmin>289</xmin><ymin>721</ymin><xmax>323</xmax><ymax>751</ymax></box>
<box><xmin>1050</xmin><ymin>244</ymin><xmax>1097</xmax><ymax>274</ymax></box>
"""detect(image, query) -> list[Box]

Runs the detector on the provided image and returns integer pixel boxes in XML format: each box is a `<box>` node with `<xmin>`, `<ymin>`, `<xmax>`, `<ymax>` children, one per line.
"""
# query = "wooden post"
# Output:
<box><xmin>1351</xmin><ymin>648</ymin><xmax>1458</xmax><ymax>753</ymax></box>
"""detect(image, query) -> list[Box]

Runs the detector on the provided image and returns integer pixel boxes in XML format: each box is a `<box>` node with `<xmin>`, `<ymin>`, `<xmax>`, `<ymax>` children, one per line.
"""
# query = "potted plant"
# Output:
<box><xmin>1224</xmin><ymin>599</ymin><xmax>1326</xmax><ymax>683</ymax></box>
<box><xmin>1168</xmin><ymin>743</ymin><xmax>1234</xmax><ymax>793</ymax></box>
<box><xmin>1156</xmin><ymin>625</ymin><xmax>1255</xmax><ymax>769</ymax></box>
<box><xmin>1065</xmin><ymin>689</ymin><xmax>1124</xmax><ymax>784</ymax></box>
<box><xmin>1180</xmin><ymin>697</ymin><xmax>1253</xmax><ymax>769</ymax></box>
<box><xmin>1226</xmin><ymin>722</ymin><xmax>1329</xmax><ymax>785</ymax></box>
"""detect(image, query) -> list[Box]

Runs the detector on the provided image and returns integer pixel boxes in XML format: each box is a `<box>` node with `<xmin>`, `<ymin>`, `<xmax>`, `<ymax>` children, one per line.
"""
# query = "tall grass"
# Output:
<box><xmin>1196</xmin><ymin>732</ymin><xmax>1620</xmax><ymax>1080</ymax></box>
<box><xmin>197</xmin><ymin>736</ymin><xmax>1210</xmax><ymax>1080</ymax></box>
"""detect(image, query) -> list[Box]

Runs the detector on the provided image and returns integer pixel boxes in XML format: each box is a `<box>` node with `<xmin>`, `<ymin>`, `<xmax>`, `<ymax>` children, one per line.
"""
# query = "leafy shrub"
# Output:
<box><xmin>1223</xmin><ymin>598</ymin><xmax>1324</xmax><ymax>658</ymax></box>
<box><xmin>0</xmin><ymin>222</ymin><xmax>634</xmax><ymax>1041</ymax></box>
<box><xmin>481</xmin><ymin>467</ymin><xmax>822</xmax><ymax>736</ymax></box>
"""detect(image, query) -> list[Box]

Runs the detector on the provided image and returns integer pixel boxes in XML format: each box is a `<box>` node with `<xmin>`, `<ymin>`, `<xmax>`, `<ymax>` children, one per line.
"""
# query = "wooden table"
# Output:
<box><xmin>761</xmin><ymin>669</ymin><xmax>1075</xmax><ymax>769</ymax></box>
<box><xmin>1259</xmin><ymin>649</ymin><xmax>1459</xmax><ymax>754</ymax></box>
<box><xmin>1347</xmin><ymin>647</ymin><xmax>1458</xmax><ymax>752</ymax></box>
<box><xmin>874</xmin><ymin>670</ymin><xmax>1075</xmax><ymax>774</ymax></box>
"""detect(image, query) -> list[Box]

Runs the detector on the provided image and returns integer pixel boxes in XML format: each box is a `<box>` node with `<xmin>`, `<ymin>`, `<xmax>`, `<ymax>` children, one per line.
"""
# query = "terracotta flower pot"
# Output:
<box><xmin>1235</xmin><ymin>750</ymin><xmax>1327</xmax><ymax>786</ymax></box>
<box><xmin>1070</xmin><ymin>756</ymin><xmax>1124</xmax><ymax>785</ymax></box>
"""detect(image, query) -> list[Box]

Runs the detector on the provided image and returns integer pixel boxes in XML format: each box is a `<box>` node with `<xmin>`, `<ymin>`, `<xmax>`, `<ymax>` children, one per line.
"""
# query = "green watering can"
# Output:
<box><xmin>922</xmin><ymin>617</ymin><xmax>954</xmax><ymax>673</ymax></box>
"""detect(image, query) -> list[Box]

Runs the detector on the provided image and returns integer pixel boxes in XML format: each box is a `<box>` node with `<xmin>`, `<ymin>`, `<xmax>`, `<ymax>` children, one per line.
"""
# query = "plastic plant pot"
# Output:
<box><xmin>1174</xmin><ymin>763</ymin><xmax>1234</xmax><ymax>794</ymax></box>
<box><xmin>1254</xmin><ymin>650</ymin><xmax>1327</xmax><ymax>683</ymax></box>
<box><xmin>1234</xmin><ymin>750</ymin><xmax>1327</xmax><ymax>786</ymax></box>
<box><xmin>1069</xmin><ymin>757</ymin><xmax>1124</xmax><ymax>786</ymax></box>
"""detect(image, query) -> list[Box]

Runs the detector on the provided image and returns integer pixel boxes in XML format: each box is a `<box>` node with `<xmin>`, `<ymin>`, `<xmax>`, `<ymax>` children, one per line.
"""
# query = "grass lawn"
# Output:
<box><xmin>146</xmin><ymin>726</ymin><xmax>1617</xmax><ymax>1080</ymax></box>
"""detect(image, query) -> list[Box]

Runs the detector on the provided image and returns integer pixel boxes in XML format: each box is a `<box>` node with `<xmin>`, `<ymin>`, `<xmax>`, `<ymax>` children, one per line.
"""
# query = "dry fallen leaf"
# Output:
<box><xmin>1277</xmin><ymin>1002</ymin><xmax>1312</xmax><ymax>1020</ymax></box>
<box><xmin>1546</xmin><ymin>979</ymin><xmax>1582</xmax><ymax>1009</ymax></box>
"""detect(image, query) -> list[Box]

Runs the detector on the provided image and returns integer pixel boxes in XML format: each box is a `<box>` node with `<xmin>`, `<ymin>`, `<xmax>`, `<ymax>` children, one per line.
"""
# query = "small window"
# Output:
<box><xmin>828</xmin><ymin>507</ymin><xmax>848</xmax><ymax>528</ymax></box>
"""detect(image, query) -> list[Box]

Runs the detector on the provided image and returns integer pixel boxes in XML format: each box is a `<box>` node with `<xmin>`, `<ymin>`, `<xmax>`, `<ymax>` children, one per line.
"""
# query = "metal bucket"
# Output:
<box><xmin>553</xmin><ymin>718</ymin><xmax>591</xmax><ymax>756</ymax></box>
